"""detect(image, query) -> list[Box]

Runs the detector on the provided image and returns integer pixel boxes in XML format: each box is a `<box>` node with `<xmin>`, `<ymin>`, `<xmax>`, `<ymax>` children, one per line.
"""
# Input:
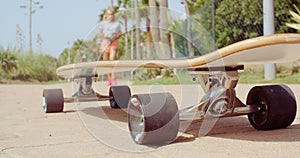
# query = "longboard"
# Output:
<box><xmin>57</xmin><ymin>33</ymin><xmax>300</xmax><ymax>78</ymax></box>
<box><xmin>44</xmin><ymin>33</ymin><xmax>300</xmax><ymax>145</ymax></box>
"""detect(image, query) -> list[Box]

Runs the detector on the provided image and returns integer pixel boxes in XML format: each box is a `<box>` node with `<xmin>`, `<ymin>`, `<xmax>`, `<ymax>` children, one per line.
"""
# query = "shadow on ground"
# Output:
<box><xmin>175</xmin><ymin>116</ymin><xmax>300</xmax><ymax>144</ymax></box>
<box><xmin>80</xmin><ymin>105</ymin><xmax>300</xmax><ymax>145</ymax></box>
<box><xmin>81</xmin><ymin>106</ymin><xmax>128</xmax><ymax>123</ymax></box>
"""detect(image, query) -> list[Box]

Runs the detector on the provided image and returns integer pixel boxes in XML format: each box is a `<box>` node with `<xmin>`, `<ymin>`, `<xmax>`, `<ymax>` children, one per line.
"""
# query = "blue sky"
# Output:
<box><xmin>0</xmin><ymin>0</ymin><xmax>184</xmax><ymax>58</ymax></box>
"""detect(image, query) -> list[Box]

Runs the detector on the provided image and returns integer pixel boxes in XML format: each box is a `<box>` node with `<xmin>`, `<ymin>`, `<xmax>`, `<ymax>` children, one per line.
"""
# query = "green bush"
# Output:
<box><xmin>15</xmin><ymin>53</ymin><xmax>59</xmax><ymax>82</ymax></box>
<box><xmin>0</xmin><ymin>49</ymin><xmax>18</xmax><ymax>79</ymax></box>
<box><xmin>0</xmin><ymin>49</ymin><xmax>59</xmax><ymax>83</ymax></box>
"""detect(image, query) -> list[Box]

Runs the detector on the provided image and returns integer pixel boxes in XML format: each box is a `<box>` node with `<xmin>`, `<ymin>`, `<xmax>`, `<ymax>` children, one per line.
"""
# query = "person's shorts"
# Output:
<box><xmin>100</xmin><ymin>39</ymin><xmax>119</xmax><ymax>53</ymax></box>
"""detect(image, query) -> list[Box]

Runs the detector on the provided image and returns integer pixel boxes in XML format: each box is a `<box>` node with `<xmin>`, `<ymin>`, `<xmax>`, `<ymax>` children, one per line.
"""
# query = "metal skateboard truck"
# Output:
<box><xmin>127</xmin><ymin>66</ymin><xmax>296</xmax><ymax>145</ymax></box>
<box><xmin>42</xmin><ymin>75</ymin><xmax>131</xmax><ymax>113</ymax></box>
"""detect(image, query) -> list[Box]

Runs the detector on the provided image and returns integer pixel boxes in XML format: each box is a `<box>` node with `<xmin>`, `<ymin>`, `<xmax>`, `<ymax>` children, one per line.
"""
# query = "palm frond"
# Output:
<box><xmin>287</xmin><ymin>5</ymin><xmax>300</xmax><ymax>31</ymax></box>
<box><xmin>293</xmin><ymin>4</ymin><xmax>300</xmax><ymax>14</ymax></box>
<box><xmin>290</xmin><ymin>10</ymin><xmax>300</xmax><ymax>24</ymax></box>
<box><xmin>286</xmin><ymin>23</ymin><xmax>300</xmax><ymax>30</ymax></box>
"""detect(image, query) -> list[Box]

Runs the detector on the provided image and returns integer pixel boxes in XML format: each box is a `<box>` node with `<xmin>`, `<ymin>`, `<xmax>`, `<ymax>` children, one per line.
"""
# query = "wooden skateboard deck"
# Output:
<box><xmin>57</xmin><ymin>33</ymin><xmax>300</xmax><ymax>78</ymax></box>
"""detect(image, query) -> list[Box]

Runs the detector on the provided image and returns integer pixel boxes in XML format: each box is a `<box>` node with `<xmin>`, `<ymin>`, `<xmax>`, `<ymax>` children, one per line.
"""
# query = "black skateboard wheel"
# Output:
<box><xmin>109</xmin><ymin>86</ymin><xmax>131</xmax><ymax>108</ymax></box>
<box><xmin>128</xmin><ymin>93</ymin><xmax>179</xmax><ymax>145</ymax></box>
<box><xmin>247</xmin><ymin>85</ymin><xmax>296</xmax><ymax>130</ymax></box>
<box><xmin>42</xmin><ymin>89</ymin><xmax>64</xmax><ymax>113</ymax></box>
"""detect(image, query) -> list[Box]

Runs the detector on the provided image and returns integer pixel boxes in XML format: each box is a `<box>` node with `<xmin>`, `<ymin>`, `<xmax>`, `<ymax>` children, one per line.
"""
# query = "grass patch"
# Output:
<box><xmin>132</xmin><ymin>64</ymin><xmax>300</xmax><ymax>85</ymax></box>
<box><xmin>132</xmin><ymin>70</ymin><xmax>198</xmax><ymax>85</ymax></box>
<box><xmin>239</xmin><ymin>64</ymin><xmax>300</xmax><ymax>84</ymax></box>
<box><xmin>239</xmin><ymin>72</ymin><xmax>300</xmax><ymax>84</ymax></box>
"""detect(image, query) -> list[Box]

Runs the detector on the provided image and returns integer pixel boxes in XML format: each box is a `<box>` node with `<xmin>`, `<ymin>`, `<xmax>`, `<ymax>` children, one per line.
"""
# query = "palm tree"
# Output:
<box><xmin>140</xmin><ymin>0</ymin><xmax>153</xmax><ymax>59</ymax></box>
<box><xmin>149</xmin><ymin>0</ymin><xmax>161</xmax><ymax>57</ymax></box>
<box><xmin>110</xmin><ymin>0</ymin><xmax>114</xmax><ymax>8</ymax></box>
<box><xmin>182</xmin><ymin>0</ymin><xmax>193</xmax><ymax>57</ymax></box>
<box><xmin>121</xmin><ymin>0</ymin><xmax>172</xmax><ymax>59</ymax></box>
<box><xmin>134</xmin><ymin>0</ymin><xmax>142</xmax><ymax>59</ymax></box>
<box><xmin>286</xmin><ymin>4</ymin><xmax>300</xmax><ymax>31</ymax></box>
<box><xmin>159</xmin><ymin>0</ymin><xmax>171</xmax><ymax>58</ymax></box>
<box><xmin>145</xmin><ymin>11</ymin><xmax>152</xmax><ymax>59</ymax></box>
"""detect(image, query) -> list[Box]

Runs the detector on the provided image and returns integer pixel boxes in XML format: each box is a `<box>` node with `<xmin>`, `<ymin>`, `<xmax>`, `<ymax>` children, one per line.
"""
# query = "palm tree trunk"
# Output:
<box><xmin>182</xmin><ymin>0</ymin><xmax>194</xmax><ymax>57</ymax></box>
<box><xmin>149</xmin><ymin>0</ymin><xmax>161</xmax><ymax>58</ymax></box>
<box><xmin>110</xmin><ymin>0</ymin><xmax>114</xmax><ymax>8</ymax></box>
<box><xmin>134</xmin><ymin>0</ymin><xmax>142</xmax><ymax>59</ymax></box>
<box><xmin>146</xmin><ymin>17</ymin><xmax>152</xmax><ymax>59</ymax></box>
<box><xmin>124</xmin><ymin>17</ymin><xmax>129</xmax><ymax>59</ymax></box>
<box><xmin>159</xmin><ymin>0</ymin><xmax>171</xmax><ymax>58</ymax></box>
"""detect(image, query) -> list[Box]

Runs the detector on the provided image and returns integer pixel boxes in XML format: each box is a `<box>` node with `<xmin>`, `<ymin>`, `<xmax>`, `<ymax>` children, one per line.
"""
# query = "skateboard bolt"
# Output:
<box><xmin>130</xmin><ymin>97</ymin><xmax>140</xmax><ymax>107</ymax></box>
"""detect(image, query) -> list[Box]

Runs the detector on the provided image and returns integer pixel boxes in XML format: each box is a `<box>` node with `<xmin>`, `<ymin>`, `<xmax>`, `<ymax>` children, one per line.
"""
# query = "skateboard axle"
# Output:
<box><xmin>180</xmin><ymin>70</ymin><xmax>259</xmax><ymax>121</ymax></box>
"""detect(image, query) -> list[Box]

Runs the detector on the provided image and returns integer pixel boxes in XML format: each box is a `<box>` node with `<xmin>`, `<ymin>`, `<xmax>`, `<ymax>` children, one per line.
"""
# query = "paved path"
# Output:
<box><xmin>0</xmin><ymin>83</ymin><xmax>300</xmax><ymax>158</ymax></box>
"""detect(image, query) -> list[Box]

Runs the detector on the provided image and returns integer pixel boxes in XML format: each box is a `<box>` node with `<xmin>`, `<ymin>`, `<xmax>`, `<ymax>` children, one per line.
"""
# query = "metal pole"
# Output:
<box><xmin>263</xmin><ymin>0</ymin><xmax>276</xmax><ymax>80</ymax></box>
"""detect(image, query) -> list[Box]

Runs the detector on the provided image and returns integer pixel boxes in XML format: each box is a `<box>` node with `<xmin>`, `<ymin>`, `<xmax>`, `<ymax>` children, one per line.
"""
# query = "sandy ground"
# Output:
<box><xmin>0</xmin><ymin>82</ymin><xmax>300</xmax><ymax>158</ymax></box>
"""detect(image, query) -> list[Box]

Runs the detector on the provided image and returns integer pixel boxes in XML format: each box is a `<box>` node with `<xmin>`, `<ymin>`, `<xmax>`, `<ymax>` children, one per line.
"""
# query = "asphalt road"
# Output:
<box><xmin>1</xmin><ymin>83</ymin><xmax>300</xmax><ymax>158</ymax></box>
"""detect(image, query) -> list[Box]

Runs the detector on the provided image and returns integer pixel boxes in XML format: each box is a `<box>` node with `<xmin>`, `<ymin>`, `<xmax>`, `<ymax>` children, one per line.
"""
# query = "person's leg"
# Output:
<box><xmin>109</xmin><ymin>49</ymin><xmax>117</xmax><ymax>60</ymax></box>
<box><xmin>103</xmin><ymin>51</ymin><xmax>109</xmax><ymax>60</ymax></box>
<box><xmin>109</xmin><ymin>41</ymin><xmax>118</xmax><ymax>85</ymax></box>
<box><xmin>103</xmin><ymin>51</ymin><xmax>112</xmax><ymax>84</ymax></box>
<box><xmin>101</xmin><ymin>39</ymin><xmax>115</xmax><ymax>85</ymax></box>
<box><xmin>109</xmin><ymin>40</ymin><xmax>118</xmax><ymax>60</ymax></box>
